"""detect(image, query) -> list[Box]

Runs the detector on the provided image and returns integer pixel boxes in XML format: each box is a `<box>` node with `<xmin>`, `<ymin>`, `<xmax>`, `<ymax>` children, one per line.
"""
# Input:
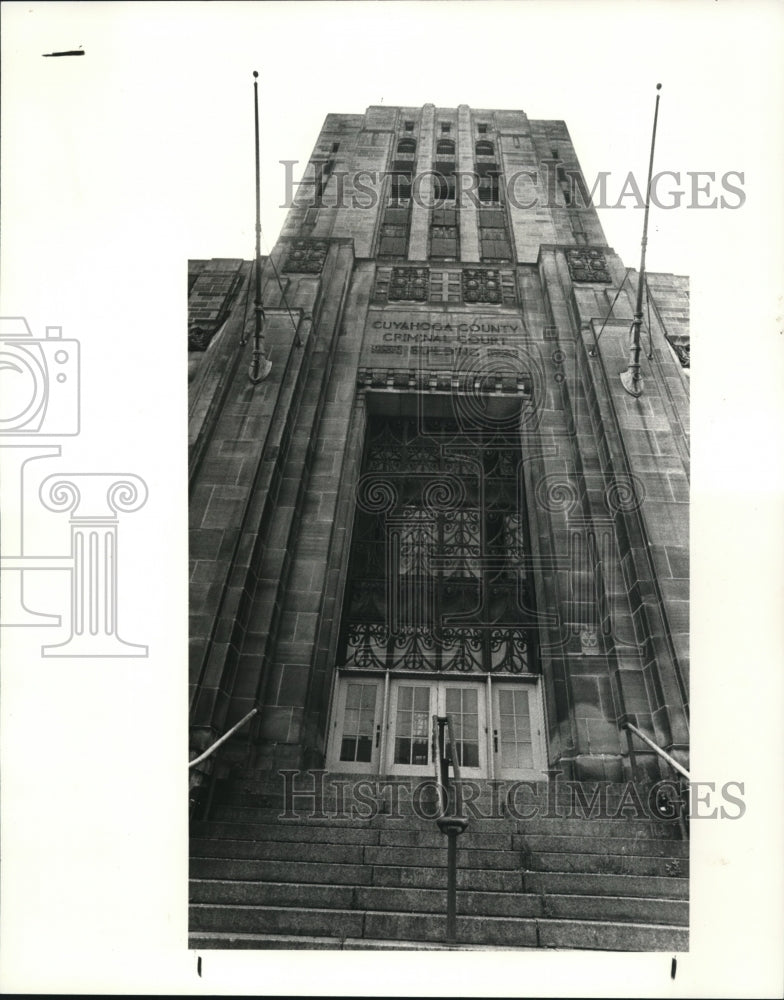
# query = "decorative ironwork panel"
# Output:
<box><xmin>388</xmin><ymin>266</ymin><xmax>430</xmax><ymax>302</ymax></box>
<box><xmin>440</xmin><ymin>628</ymin><xmax>484</xmax><ymax>672</ymax></box>
<box><xmin>356</xmin><ymin>368</ymin><xmax>531</xmax><ymax>395</ymax></box>
<box><xmin>283</xmin><ymin>239</ymin><xmax>329</xmax><ymax>273</ymax></box>
<box><xmin>339</xmin><ymin>417</ymin><xmax>534</xmax><ymax>674</ymax></box>
<box><xmin>373</xmin><ymin>266</ymin><xmax>516</xmax><ymax>305</ymax></box>
<box><xmin>441</xmin><ymin>509</ymin><xmax>481</xmax><ymax>577</ymax></box>
<box><xmin>490</xmin><ymin>628</ymin><xmax>529</xmax><ymax>672</ymax></box>
<box><xmin>397</xmin><ymin>508</ymin><xmax>436</xmax><ymax>577</ymax></box>
<box><xmin>462</xmin><ymin>268</ymin><xmax>503</xmax><ymax>304</ymax></box>
<box><xmin>566</xmin><ymin>248</ymin><xmax>611</xmax><ymax>283</ymax></box>
<box><xmin>345</xmin><ymin>622</ymin><xmax>388</xmax><ymax>670</ymax></box>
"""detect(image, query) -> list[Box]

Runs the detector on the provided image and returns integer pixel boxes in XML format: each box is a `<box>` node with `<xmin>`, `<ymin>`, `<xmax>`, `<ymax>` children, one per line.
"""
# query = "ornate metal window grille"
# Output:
<box><xmin>387</xmin><ymin>267</ymin><xmax>430</xmax><ymax>301</ymax></box>
<box><xmin>372</xmin><ymin>266</ymin><xmax>516</xmax><ymax>305</ymax></box>
<box><xmin>339</xmin><ymin>417</ymin><xmax>535</xmax><ymax>674</ymax></box>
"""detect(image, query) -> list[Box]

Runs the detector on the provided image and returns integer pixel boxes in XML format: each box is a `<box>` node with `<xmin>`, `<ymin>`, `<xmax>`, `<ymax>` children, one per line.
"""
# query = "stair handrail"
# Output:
<box><xmin>432</xmin><ymin>714</ymin><xmax>469</xmax><ymax>945</ymax></box>
<box><xmin>621</xmin><ymin>720</ymin><xmax>690</xmax><ymax>780</ymax></box>
<box><xmin>443</xmin><ymin>715</ymin><xmax>465</xmax><ymax>815</ymax></box>
<box><xmin>188</xmin><ymin>707</ymin><xmax>258</xmax><ymax>769</ymax></box>
<box><xmin>432</xmin><ymin>714</ymin><xmax>468</xmax><ymax>819</ymax></box>
<box><xmin>621</xmin><ymin>720</ymin><xmax>690</xmax><ymax>840</ymax></box>
<box><xmin>432</xmin><ymin>714</ymin><xmax>443</xmax><ymax>806</ymax></box>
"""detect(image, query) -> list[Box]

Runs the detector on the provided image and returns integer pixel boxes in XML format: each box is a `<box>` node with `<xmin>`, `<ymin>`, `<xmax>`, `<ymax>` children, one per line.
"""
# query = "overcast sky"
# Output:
<box><xmin>3</xmin><ymin>0</ymin><xmax>779</xmax><ymax>281</ymax></box>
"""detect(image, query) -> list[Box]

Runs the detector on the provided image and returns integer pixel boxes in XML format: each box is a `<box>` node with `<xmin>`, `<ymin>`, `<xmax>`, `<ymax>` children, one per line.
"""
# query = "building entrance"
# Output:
<box><xmin>326</xmin><ymin>672</ymin><xmax>546</xmax><ymax>780</ymax></box>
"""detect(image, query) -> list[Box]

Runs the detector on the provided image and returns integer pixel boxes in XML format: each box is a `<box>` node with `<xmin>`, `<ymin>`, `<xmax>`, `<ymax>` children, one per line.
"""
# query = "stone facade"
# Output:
<box><xmin>188</xmin><ymin>104</ymin><xmax>689</xmax><ymax>787</ymax></box>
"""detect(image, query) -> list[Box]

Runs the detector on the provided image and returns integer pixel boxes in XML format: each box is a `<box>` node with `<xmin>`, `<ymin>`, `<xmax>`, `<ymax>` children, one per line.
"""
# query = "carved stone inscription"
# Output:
<box><xmin>362</xmin><ymin>310</ymin><xmax>526</xmax><ymax>369</ymax></box>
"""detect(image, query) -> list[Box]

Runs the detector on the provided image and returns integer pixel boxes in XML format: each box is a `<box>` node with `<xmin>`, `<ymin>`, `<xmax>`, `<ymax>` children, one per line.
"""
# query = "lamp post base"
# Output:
<box><xmin>249</xmin><ymin>357</ymin><xmax>272</xmax><ymax>384</ymax></box>
<box><xmin>620</xmin><ymin>368</ymin><xmax>643</xmax><ymax>397</ymax></box>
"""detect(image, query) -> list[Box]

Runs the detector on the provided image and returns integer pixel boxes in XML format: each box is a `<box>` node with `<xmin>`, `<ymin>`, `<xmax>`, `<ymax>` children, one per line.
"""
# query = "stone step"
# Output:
<box><xmin>524</xmin><ymin>870</ymin><xmax>689</xmax><ymax>900</ymax></box>
<box><xmin>191</xmin><ymin>837</ymin><xmax>365</xmax><ymax>865</ymax></box>
<box><xmin>204</xmin><ymin>803</ymin><xmax>683</xmax><ymax>834</ymax></box>
<box><xmin>517</xmin><ymin>833</ymin><xmax>689</xmax><ymax>859</ymax></box>
<box><xmin>377</xmin><ymin>827</ymin><xmax>513</xmax><ymax>850</ymax></box>
<box><xmin>188</xmin><ymin>931</ymin><xmax>533</xmax><ymax>951</ymax></box>
<box><xmin>195</xmin><ymin>811</ymin><xmax>375</xmax><ymax>830</ymax></box>
<box><xmin>189</xmin><ymin>902</ymin><xmax>536</xmax><ymax>946</ymax></box>
<box><xmin>191</xmin><ymin>821</ymin><xmax>686</xmax><ymax>860</ymax></box>
<box><xmin>191</xmin><ymin>879</ymin><xmax>355</xmax><ymax>910</ymax></box>
<box><xmin>190</xmin><ymin>856</ymin><xmax>523</xmax><ymax>892</ymax></box>
<box><xmin>365</xmin><ymin>910</ymin><xmax>540</xmax><ymax>947</ymax></box>
<box><xmin>191</xmin><ymin>856</ymin><xmax>375</xmax><ymax>887</ymax></box>
<box><xmin>370</xmin><ymin>863</ymin><xmax>524</xmax><ymax>892</ymax></box>
<box><xmin>190</xmin><ymin>904</ymin><xmax>687</xmax><ymax>950</ymax></box>
<box><xmin>190</xmin><ymin>902</ymin><xmax>364</xmax><ymax>940</ymax></box>
<box><xmin>194</xmin><ymin>810</ymin><xmax>683</xmax><ymax>840</ymax></box>
<box><xmin>362</xmin><ymin>844</ymin><xmax>521</xmax><ymax>871</ymax></box>
<box><xmin>190</xmin><ymin>879</ymin><xmax>687</xmax><ymax>926</ymax></box>
<box><xmin>192</xmin><ymin>846</ymin><xmax>686</xmax><ymax>883</ymax></box>
<box><xmin>190</xmin><ymin>931</ymin><xmax>346</xmax><ymax>951</ymax></box>
<box><xmin>193</xmin><ymin>821</ymin><xmax>381</xmax><ymax>846</ymax></box>
<box><xmin>220</xmin><ymin>778</ymin><xmax>680</xmax><ymax>805</ymax></box>
<box><xmin>192</xmin><ymin>836</ymin><xmax>522</xmax><ymax>870</ymax></box>
<box><xmin>192</xmin><ymin>820</ymin><xmax>515</xmax><ymax>851</ymax></box>
<box><xmin>538</xmin><ymin>919</ymin><xmax>688</xmax><ymax>952</ymax></box>
<box><xmin>210</xmin><ymin>784</ymin><xmax>669</xmax><ymax>815</ymax></box>
<box><xmin>526</xmin><ymin>851</ymin><xmax>688</xmax><ymax>878</ymax></box>
<box><xmin>540</xmin><ymin>892</ymin><xmax>687</xmax><ymax>927</ymax></box>
<box><xmin>483</xmin><ymin>817</ymin><xmax>680</xmax><ymax>839</ymax></box>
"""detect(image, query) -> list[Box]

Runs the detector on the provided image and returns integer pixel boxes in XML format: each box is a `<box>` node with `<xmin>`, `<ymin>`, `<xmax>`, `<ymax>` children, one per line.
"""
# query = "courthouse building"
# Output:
<box><xmin>188</xmin><ymin>103</ymin><xmax>690</xmax><ymax>950</ymax></box>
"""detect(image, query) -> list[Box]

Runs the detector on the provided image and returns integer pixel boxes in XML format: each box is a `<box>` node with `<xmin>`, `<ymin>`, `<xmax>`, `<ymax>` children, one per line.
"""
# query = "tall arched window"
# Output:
<box><xmin>397</xmin><ymin>137</ymin><xmax>417</xmax><ymax>155</ymax></box>
<box><xmin>436</xmin><ymin>139</ymin><xmax>455</xmax><ymax>156</ymax></box>
<box><xmin>476</xmin><ymin>140</ymin><xmax>495</xmax><ymax>157</ymax></box>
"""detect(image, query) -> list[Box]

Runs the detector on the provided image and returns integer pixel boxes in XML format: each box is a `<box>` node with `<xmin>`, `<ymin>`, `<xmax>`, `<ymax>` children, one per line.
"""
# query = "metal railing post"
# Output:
<box><xmin>445</xmin><ymin>827</ymin><xmax>459</xmax><ymax>942</ymax></box>
<box><xmin>621</xmin><ymin>720</ymin><xmax>690</xmax><ymax>840</ymax></box>
<box><xmin>623</xmin><ymin>723</ymin><xmax>642</xmax><ymax>782</ymax></box>
<box><xmin>189</xmin><ymin>708</ymin><xmax>260</xmax><ymax>821</ymax></box>
<box><xmin>622</xmin><ymin>720</ymin><xmax>690</xmax><ymax>781</ymax></box>
<box><xmin>434</xmin><ymin>713</ymin><xmax>469</xmax><ymax>944</ymax></box>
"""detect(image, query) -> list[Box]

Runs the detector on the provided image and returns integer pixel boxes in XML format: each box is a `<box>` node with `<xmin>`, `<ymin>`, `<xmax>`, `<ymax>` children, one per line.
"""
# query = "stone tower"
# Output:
<box><xmin>188</xmin><ymin>103</ymin><xmax>690</xmax><ymax>794</ymax></box>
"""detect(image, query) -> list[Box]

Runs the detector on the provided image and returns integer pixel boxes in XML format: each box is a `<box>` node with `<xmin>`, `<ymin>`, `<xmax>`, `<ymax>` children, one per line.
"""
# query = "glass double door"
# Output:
<box><xmin>326</xmin><ymin>673</ymin><xmax>546</xmax><ymax>780</ymax></box>
<box><xmin>388</xmin><ymin>681</ymin><xmax>486</xmax><ymax>777</ymax></box>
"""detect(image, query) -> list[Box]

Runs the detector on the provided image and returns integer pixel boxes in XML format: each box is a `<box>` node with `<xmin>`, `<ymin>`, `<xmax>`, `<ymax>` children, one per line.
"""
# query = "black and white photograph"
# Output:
<box><xmin>1</xmin><ymin>1</ymin><xmax>782</xmax><ymax>995</ymax></box>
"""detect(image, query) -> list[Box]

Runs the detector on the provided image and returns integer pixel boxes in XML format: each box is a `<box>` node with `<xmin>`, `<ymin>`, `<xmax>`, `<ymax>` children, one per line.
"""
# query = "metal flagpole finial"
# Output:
<box><xmin>249</xmin><ymin>68</ymin><xmax>272</xmax><ymax>384</ymax></box>
<box><xmin>620</xmin><ymin>82</ymin><xmax>662</xmax><ymax>398</ymax></box>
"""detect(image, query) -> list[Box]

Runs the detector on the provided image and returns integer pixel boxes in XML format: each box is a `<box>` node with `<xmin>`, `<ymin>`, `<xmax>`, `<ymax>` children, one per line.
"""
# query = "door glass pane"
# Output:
<box><xmin>497</xmin><ymin>688</ymin><xmax>533</xmax><ymax>769</ymax></box>
<box><xmin>339</xmin><ymin>682</ymin><xmax>377</xmax><ymax>763</ymax></box>
<box><xmin>394</xmin><ymin>686</ymin><xmax>431</xmax><ymax>765</ymax></box>
<box><xmin>445</xmin><ymin>687</ymin><xmax>479</xmax><ymax>768</ymax></box>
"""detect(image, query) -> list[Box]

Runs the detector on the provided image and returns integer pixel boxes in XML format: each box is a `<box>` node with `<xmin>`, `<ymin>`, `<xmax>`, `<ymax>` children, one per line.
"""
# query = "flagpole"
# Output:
<box><xmin>249</xmin><ymin>69</ymin><xmax>272</xmax><ymax>384</ymax></box>
<box><xmin>620</xmin><ymin>83</ymin><xmax>662</xmax><ymax>398</ymax></box>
